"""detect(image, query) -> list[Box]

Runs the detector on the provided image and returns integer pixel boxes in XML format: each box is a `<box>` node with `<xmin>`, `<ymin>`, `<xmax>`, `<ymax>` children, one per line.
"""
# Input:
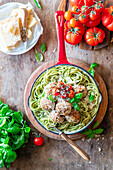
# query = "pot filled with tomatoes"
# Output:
<box><xmin>64</xmin><ymin>0</ymin><xmax>107</xmax><ymax>46</ymax></box>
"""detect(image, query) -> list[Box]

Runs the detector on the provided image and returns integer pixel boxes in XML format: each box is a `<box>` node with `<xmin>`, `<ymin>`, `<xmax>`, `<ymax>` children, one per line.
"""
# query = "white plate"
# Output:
<box><xmin>0</xmin><ymin>2</ymin><xmax>43</xmax><ymax>55</ymax></box>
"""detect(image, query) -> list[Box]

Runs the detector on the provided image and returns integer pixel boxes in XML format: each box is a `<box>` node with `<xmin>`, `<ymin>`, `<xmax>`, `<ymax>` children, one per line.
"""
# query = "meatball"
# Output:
<box><xmin>44</xmin><ymin>82</ymin><xmax>57</xmax><ymax>97</ymax></box>
<box><xmin>56</xmin><ymin>101</ymin><xmax>72</xmax><ymax>116</ymax></box>
<box><xmin>74</xmin><ymin>85</ymin><xmax>87</xmax><ymax>97</ymax></box>
<box><xmin>50</xmin><ymin>110</ymin><xmax>64</xmax><ymax>123</ymax></box>
<box><xmin>40</xmin><ymin>97</ymin><xmax>55</xmax><ymax>111</ymax></box>
<box><xmin>65</xmin><ymin>110</ymin><xmax>80</xmax><ymax>123</ymax></box>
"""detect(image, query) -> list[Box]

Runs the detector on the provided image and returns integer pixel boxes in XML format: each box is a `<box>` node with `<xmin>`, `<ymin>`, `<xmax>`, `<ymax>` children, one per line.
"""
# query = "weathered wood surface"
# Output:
<box><xmin>24</xmin><ymin>59</ymin><xmax>108</xmax><ymax>140</ymax></box>
<box><xmin>0</xmin><ymin>0</ymin><xmax>113</xmax><ymax>170</ymax></box>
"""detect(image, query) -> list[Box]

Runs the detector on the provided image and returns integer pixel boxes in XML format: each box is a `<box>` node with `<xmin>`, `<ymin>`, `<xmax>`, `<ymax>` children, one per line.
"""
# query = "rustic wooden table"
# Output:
<box><xmin>0</xmin><ymin>0</ymin><xmax>113</xmax><ymax>170</ymax></box>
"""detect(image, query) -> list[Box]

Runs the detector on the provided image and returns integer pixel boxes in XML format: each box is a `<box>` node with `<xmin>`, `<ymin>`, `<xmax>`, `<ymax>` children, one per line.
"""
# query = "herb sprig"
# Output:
<box><xmin>88</xmin><ymin>63</ymin><xmax>98</xmax><ymax>77</ymax></box>
<box><xmin>34</xmin><ymin>0</ymin><xmax>41</xmax><ymax>9</ymax></box>
<box><xmin>81</xmin><ymin>121</ymin><xmax>104</xmax><ymax>138</ymax></box>
<box><xmin>69</xmin><ymin>93</ymin><xmax>83</xmax><ymax>111</ymax></box>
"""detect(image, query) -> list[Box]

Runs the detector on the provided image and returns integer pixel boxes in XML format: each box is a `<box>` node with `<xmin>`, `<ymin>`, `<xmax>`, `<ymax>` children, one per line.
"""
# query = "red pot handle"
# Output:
<box><xmin>54</xmin><ymin>11</ymin><xmax>69</xmax><ymax>65</ymax></box>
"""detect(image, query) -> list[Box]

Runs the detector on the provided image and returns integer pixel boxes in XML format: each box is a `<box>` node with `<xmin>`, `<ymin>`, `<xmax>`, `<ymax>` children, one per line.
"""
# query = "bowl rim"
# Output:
<box><xmin>27</xmin><ymin>64</ymin><xmax>103</xmax><ymax>135</ymax></box>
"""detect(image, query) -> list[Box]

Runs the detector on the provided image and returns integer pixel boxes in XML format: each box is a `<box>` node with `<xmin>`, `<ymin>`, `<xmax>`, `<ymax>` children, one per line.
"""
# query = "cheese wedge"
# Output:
<box><xmin>27</xmin><ymin>14</ymin><xmax>38</xmax><ymax>28</ymax></box>
<box><xmin>26</xmin><ymin>28</ymin><xmax>33</xmax><ymax>40</ymax></box>
<box><xmin>0</xmin><ymin>18</ymin><xmax>21</xmax><ymax>50</ymax></box>
<box><xmin>11</xmin><ymin>8</ymin><xmax>28</xmax><ymax>28</ymax></box>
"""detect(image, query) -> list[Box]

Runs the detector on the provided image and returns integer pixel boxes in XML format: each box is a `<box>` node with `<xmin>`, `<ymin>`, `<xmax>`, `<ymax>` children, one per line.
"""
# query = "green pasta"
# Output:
<box><xmin>29</xmin><ymin>65</ymin><xmax>101</xmax><ymax>133</ymax></box>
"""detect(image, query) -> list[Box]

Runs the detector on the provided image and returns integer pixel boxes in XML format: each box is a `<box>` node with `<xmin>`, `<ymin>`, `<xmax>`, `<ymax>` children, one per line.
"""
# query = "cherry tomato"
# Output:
<box><xmin>84</xmin><ymin>0</ymin><xmax>94</xmax><ymax>6</ymax></box>
<box><xmin>78</xmin><ymin>24</ymin><xmax>85</xmax><ymax>35</ymax></box>
<box><xmin>78</xmin><ymin>13</ymin><xmax>88</xmax><ymax>24</ymax></box>
<box><xmin>71</xmin><ymin>5</ymin><xmax>81</xmax><ymax>14</ymax></box>
<box><xmin>102</xmin><ymin>6</ymin><xmax>113</xmax><ymax>31</ymax></box>
<box><xmin>69</xmin><ymin>18</ymin><xmax>80</xmax><ymax>27</ymax></box>
<box><xmin>56</xmin><ymin>82</ymin><xmax>65</xmax><ymax>89</ymax></box>
<box><xmin>68</xmin><ymin>90</ymin><xmax>75</xmax><ymax>98</ymax></box>
<box><xmin>52</xmin><ymin>88</ymin><xmax>60</xmax><ymax>96</ymax></box>
<box><xmin>64</xmin><ymin>21</ymin><xmax>71</xmax><ymax>29</ymax></box>
<box><xmin>69</xmin><ymin>0</ymin><xmax>84</xmax><ymax>6</ymax></box>
<box><xmin>84</xmin><ymin>27</ymin><xmax>105</xmax><ymax>46</ymax></box>
<box><xmin>65</xmin><ymin>84</ymin><xmax>72</xmax><ymax>91</ymax></box>
<box><xmin>81</xmin><ymin>5</ymin><xmax>90</xmax><ymax>15</ymax></box>
<box><xmin>85</xmin><ymin>16</ymin><xmax>101</xmax><ymax>27</ymax></box>
<box><xmin>34</xmin><ymin>137</ymin><xmax>44</xmax><ymax>146</ymax></box>
<box><xmin>89</xmin><ymin>10</ymin><xmax>100</xmax><ymax>20</ymax></box>
<box><xmin>94</xmin><ymin>3</ymin><xmax>104</xmax><ymax>13</ymax></box>
<box><xmin>64</xmin><ymin>11</ymin><xmax>73</xmax><ymax>21</ymax></box>
<box><xmin>60</xmin><ymin>90</ymin><xmax>68</xmax><ymax>99</ymax></box>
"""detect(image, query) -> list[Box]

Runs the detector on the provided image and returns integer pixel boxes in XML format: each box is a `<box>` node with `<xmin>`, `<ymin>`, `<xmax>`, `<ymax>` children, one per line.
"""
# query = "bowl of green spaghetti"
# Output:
<box><xmin>28</xmin><ymin>64</ymin><xmax>102</xmax><ymax>135</ymax></box>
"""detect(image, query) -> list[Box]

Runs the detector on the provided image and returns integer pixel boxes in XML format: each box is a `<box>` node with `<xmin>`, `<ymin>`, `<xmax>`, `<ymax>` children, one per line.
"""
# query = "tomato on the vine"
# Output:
<box><xmin>69</xmin><ymin>0</ymin><xmax>84</xmax><ymax>6</ymax></box>
<box><xmin>84</xmin><ymin>27</ymin><xmax>105</xmax><ymax>46</ymax></box>
<box><xmin>69</xmin><ymin>18</ymin><xmax>80</xmax><ymax>27</ymax></box>
<box><xmin>71</xmin><ymin>5</ymin><xmax>81</xmax><ymax>14</ymax></box>
<box><xmin>64</xmin><ymin>30</ymin><xmax>82</xmax><ymax>45</ymax></box>
<box><xmin>64</xmin><ymin>11</ymin><xmax>73</xmax><ymax>21</ymax></box>
<box><xmin>94</xmin><ymin>3</ymin><xmax>104</xmax><ymax>13</ymax></box>
<box><xmin>102</xmin><ymin>6</ymin><xmax>113</xmax><ymax>31</ymax></box>
<box><xmin>81</xmin><ymin>5</ymin><xmax>90</xmax><ymax>15</ymax></box>
<box><xmin>34</xmin><ymin>136</ymin><xmax>44</xmax><ymax>146</ymax></box>
<box><xmin>89</xmin><ymin>10</ymin><xmax>100</xmax><ymax>20</ymax></box>
<box><xmin>84</xmin><ymin>0</ymin><xmax>94</xmax><ymax>6</ymax></box>
<box><xmin>77</xmin><ymin>24</ymin><xmax>85</xmax><ymax>35</ymax></box>
<box><xmin>78</xmin><ymin>13</ymin><xmax>88</xmax><ymax>24</ymax></box>
<box><xmin>85</xmin><ymin>16</ymin><xmax>101</xmax><ymax>27</ymax></box>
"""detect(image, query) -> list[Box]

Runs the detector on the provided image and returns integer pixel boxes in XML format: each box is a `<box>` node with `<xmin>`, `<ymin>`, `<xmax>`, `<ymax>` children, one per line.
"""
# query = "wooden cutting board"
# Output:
<box><xmin>58</xmin><ymin>0</ymin><xmax>113</xmax><ymax>50</ymax></box>
<box><xmin>24</xmin><ymin>59</ymin><xmax>108</xmax><ymax>140</ymax></box>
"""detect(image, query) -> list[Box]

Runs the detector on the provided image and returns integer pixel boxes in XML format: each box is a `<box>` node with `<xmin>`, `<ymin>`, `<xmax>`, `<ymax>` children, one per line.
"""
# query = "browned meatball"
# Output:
<box><xmin>50</xmin><ymin>110</ymin><xmax>64</xmax><ymax>123</ymax></box>
<box><xmin>56</xmin><ymin>101</ymin><xmax>72</xmax><ymax>116</ymax></box>
<box><xmin>74</xmin><ymin>85</ymin><xmax>87</xmax><ymax>97</ymax></box>
<box><xmin>40</xmin><ymin>97</ymin><xmax>55</xmax><ymax>111</ymax></box>
<box><xmin>44</xmin><ymin>82</ymin><xmax>57</xmax><ymax>97</ymax></box>
<box><xmin>65</xmin><ymin>110</ymin><xmax>80</xmax><ymax>123</ymax></box>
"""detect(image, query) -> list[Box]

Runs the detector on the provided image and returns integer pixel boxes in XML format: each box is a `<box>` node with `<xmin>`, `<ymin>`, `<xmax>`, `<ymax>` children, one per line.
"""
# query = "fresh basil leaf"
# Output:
<box><xmin>73</xmin><ymin>102</ymin><xmax>80</xmax><ymax>111</ymax></box>
<box><xmin>48</xmin><ymin>95</ymin><xmax>56</xmax><ymax>102</ymax></box>
<box><xmin>4</xmin><ymin>150</ymin><xmax>17</xmax><ymax>163</ymax></box>
<box><xmin>25</xmin><ymin>127</ymin><xmax>31</xmax><ymax>133</ymax></box>
<box><xmin>35</xmin><ymin>50</ymin><xmax>43</xmax><ymax>62</ymax></box>
<box><xmin>93</xmin><ymin>128</ymin><xmax>104</xmax><ymax>134</ymax></box>
<box><xmin>93</xmin><ymin>121</ymin><xmax>99</xmax><ymax>129</ymax></box>
<box><xmin>13</xmin><ymin>112</ymin><xmax>23</xmax><ymax>124</ymax></box>
<box><xmin>7</xmin><ymin>125</ymin><xmax>20</xmax><ymax>134</ymax></box>
<box><xmin>34</xmin><ymin>0</ymin><xmax>41</xmax><ymax>9</ymax></box>
<box><xmin>89</xmin><ymin>93</ymin><xmax>95</xmax><ymax>101</ymax></box>
<box><xmin>88</xmin><ymin>68</ymin><xmax>94</xmax><ymax>77</ymax></box>
<box><xmin>41</xmin><ymin>43</ymin><xmax>46</xmax><ymax>53</ymax></box>
<box><xmin>69</xmin><ymin>98</ymin><xmax>75</xmax><ymax>103</ymax></box>
<box><xmin>0</xmin><ymin>105</ymin><xmax>9</xmax><ymax>115</ymax></box>
<box><xmin>88</xmin><ymin>133</ymin><xmax>95</xmax><ymax>139</ymax></box>
<box><xmin>12</xmin><ymin>132</ymin><xmax>24</xmax><ymax>150</ymax></box>
<box><xmin>90</xmin><ymin>63</ymin><xmax>98</xmax><ymax>69</ymax></box>
<box><xmin>81</xmin><ymin>128</ymin><xmax>92</xmax><ymax>135</ymax></box>
<box><xmin>75</xmin><ymin>93</ymin><xmax>83</xmax><ymax>99</ymax></box>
